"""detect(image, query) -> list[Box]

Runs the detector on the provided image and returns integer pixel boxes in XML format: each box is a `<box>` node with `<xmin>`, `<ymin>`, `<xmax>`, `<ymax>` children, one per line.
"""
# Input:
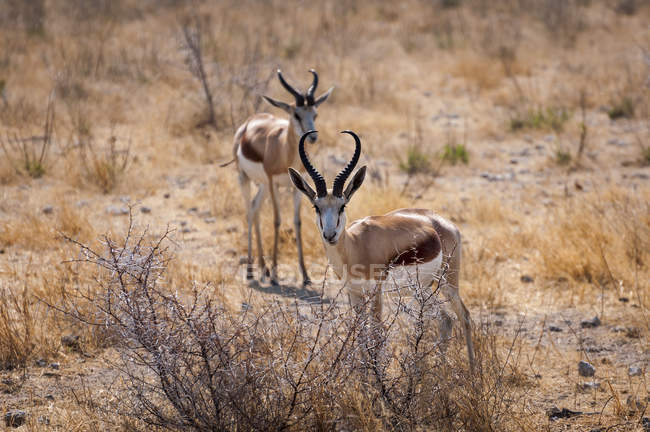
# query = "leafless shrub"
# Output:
<box><xmin>54</xmin><ymin>215</ymin><xmax>528</xmax><ymax>430</ymax></box>
<box><xmin>72</xmin><ymin>132</ymin><xmax>131</xmax><ymax>193</ymax></box>
<box><xmin>180</xmin><ymin>14</ymin><xmax>219</xmax><ymax>130</ymax></box>
<box><xmin>0</xmin><ymin>92</ymin><xmax>55</xmax><ymax>178</ymax></box>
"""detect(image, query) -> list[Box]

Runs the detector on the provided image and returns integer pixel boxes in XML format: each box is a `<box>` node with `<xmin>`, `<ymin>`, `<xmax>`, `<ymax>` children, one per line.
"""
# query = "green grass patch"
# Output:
<box><xmin>510</xmin><ymin>107</ymin><xmax>570</xmax><ymax>132</ymax></box>
<box><xmin>399</xmin><ymin>145</ymin><xmax>431</xmax><ymax>175</ymax></box>
<box><xmin>441</xmin><ymin>143</ymin><xmax>469</xmax><ymax>165</ymax></box>
<box><xmin>608</xmin><ymin>97</ymin><xmax>635</xmax><ymax>120</ymax></box>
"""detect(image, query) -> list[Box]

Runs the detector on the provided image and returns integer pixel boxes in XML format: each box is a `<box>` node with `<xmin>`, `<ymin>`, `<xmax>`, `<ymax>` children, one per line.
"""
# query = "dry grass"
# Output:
<box><xmin>0</xmin><ymin>0</ymin><xmax>648</xmax><ymax>430</ymax></box>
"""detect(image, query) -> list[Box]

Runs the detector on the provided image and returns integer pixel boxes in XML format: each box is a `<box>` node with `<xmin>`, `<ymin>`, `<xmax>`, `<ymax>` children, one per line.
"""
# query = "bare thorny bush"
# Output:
<box><xmin>54</xmin><ymin>215</ymin><xmax>528</xmax><ymax>431</ymax></box>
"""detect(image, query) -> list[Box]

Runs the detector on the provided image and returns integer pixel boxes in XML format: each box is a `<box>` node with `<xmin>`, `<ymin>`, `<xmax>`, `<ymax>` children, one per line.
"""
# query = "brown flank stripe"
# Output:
<box><xmin>391</xmin><ymin>235</ymin><xmax>441</xmax><ymax>266</ymax></box>
<box><xmin>240</xmin><ymin>132</ymin><xmax>264</xmax><ymax>163</ymax></box>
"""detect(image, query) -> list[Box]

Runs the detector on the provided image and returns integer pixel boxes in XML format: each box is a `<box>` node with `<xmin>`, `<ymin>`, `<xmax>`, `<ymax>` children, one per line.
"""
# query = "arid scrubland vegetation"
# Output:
<box><xmin>0</xmin><ymin>0</ymin><xmax>649</xmax><ymax>430</ymax></box>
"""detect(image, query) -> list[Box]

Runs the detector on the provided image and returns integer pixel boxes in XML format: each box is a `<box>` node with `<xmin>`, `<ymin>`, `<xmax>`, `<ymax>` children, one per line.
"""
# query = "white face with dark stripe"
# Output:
<box><xmin>292</xmin><ymin>106</ymin><xmax>318</xmax><ymax>142</ymax></box>
<box><xmin>312</xmin><ymin>194</ymin><xmax>347</xmax><ymax>245</ymax></box>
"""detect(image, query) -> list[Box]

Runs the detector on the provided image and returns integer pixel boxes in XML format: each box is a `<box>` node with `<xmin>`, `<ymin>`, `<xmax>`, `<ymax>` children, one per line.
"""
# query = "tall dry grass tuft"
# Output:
<box><xmin>536</xmin><ymin>187</ymin><xmax>650</xmax><ymax>295</ymax></box>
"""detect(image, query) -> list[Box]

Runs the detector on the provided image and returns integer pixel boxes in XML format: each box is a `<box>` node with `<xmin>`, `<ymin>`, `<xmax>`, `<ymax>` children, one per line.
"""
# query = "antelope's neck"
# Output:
<box><xmin>323</xmin><ymin>229</ymin><xmax>350</xmax><ymax>281</ymax></box>
<box><xmin>286</xmin><ymin>117</ymin><xmax>299</xmax><ymax>168</ymax></box>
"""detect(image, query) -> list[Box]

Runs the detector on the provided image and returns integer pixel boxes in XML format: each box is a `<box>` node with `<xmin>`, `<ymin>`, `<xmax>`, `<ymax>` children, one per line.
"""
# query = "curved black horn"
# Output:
<box><xmin>306</xmin><ymin>69</ymin><xmax>318</xmax><ymax>105</ymax></box>
<box><xmin>332</xmin><ymin>130</ymin><xmax>361</xmax><ymax>197</ymax></box>
<box><xmin>277</xmin><ymin>69</ymin><xmax>304</xmax><ymax>106</ymax></box>
<box><xmin>299</xmin><ymin>130</ymin><xmax>327</xmax><ymax>197</ymax></box>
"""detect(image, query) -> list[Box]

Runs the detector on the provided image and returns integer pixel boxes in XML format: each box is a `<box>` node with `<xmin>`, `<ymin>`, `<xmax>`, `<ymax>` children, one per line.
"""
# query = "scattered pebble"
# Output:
<box><xmin>106</xmin><ymin>205</ymin><xmax>129</xmax><ymax>216</ymax></box>
<box><xmin>628</xmin><ymin>366</ymin><xmax>642</xmax><ymax>377</ymax></box>
<box><xmin>140</xmin><ymin>206</ymin><xmax>152</xmax><ymax>214</ymax></box>
<box><xmin>580</xmin><ymin>381</ymin><xmax>600</xmax><ymax>391</ymax></box>
<box><xmin>204</xmin><ymin>217</ymin><xmax>217</xmax><ymax>224</ymax></box>
<box><xmin>35</xmin><ymin>358</ymin><xmax>47</xmax><ymax>367</ymax></box>
<box><xmin>61</xmin><ymin>334</ymin><xmax>81</xmax><ymax>351</ymax></box>
<box><xmin>547</xmin><ymin>406</ymin><xmax>582</xmax><ymax>421</ymax></box>
<box><xmin>548</xmin><ymin>325</ymin><xmax>563</xmax><ymax>332</ymax></box>
<box><xmin>188</xmin><ymin>207</ymin><xmax>198</xmax><ymax>213</ymax></box>
<box><xmin>578</xmin><ymin>360</ymin><xmax>595</xmax><ymax>377</ymax></box>
<box><xmin>618</xmin><ymin>297</ymin><xmax>629</xmax><ymax>303</ymax></box>
<box><xmin>626</xmin><ymin>327</ymin><xmax>641</xmax><ymax>338</ymax></box>
<box><xmin>42</xmin><ymin>205</ymin><xmax>54</xmax><ymax>214</ymax></box>
<box><xmin>520</xmin><ymin>275</ymin><xmax>534</xmax><ymax>283</ymax></box>
<box><xmin>580</xmin><ymin>316</ymin><xmax>601</xmax><ymax>329</ymax></box>
<box><xmin>4</xmin><ymin>410</ymin><xmax>27</xmax><ymax>428</ymax></box>
<box><xmin>44</xmin><ymin>394</ymin><xmax>54</xmax><ymax>401</ymax></box>
<box><xmin>163</xmin><ymin>193</ymin><xmax>171</xmax><ymax>199</ymax></box>
<box><xmin>181</xmin><ymin>227</ymin><xmax>192</xmax><ymax>234</ymax></box>
<box><xmin>49</xmin><ymin>362</ymin><xmax>60</xmax><ymax>370</ymax></box>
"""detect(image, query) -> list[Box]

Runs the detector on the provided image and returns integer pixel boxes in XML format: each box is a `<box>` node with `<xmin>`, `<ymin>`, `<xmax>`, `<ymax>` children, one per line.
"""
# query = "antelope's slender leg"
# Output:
<box><xmin>441</xmin><ymin>282</ymin><xmax>475</xmax><ymax>371</ymax></box>
<box><xmin>268</xmin><ymin>177</ymin><xmax>281</xmax><ymax>285</ymax></box>
<box><xmin>251</xmin><ymin>184</ymin><xmax>267</xmax><ymax>280</ymax></box>
<box><xmin>293</xmin><ymin>190</ymin><xmax>310</xmax><ymax>286</ymax></box>
<box><xmin>239</xmin><ymin>169</ymin><xmax>255</xmax><ymax>280</ymax></box>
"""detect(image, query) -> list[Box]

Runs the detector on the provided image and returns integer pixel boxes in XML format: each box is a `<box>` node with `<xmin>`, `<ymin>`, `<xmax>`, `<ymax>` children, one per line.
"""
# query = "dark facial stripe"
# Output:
<box><xmin>390</xmin><ymin>235</ymin><xmax>441</xmax><ymax>266</ymax></box>
<box><xmin>240</xmin><ymin>133</ymin><xmax>263</xmax><ymax>163</ymax></box>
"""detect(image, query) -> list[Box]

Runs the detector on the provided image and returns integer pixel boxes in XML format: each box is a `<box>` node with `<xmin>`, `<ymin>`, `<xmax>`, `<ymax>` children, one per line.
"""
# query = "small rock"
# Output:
<box><xmin>188</xmin><ymin>207</ymin><xmax>198</xmax><ymax>213</ymax></box>
<box><xmin>548</xmin><ymin>325</ymin><xmax>563</xmax><ymax>332</ymax></box>
<box><xmin>44</xmin><ymin>394</ymin><xmax>54</xmax><ymax>401</ymax></box>
<box><xmin>140</xmin><ymin>206</ymin><xmax>152</xmax><ymax>214</ymax></box>
<box><xmin>4</xmin><ymin>410</ymin><xmax>27</xmax><ymax>428</ymax></box>
<box><xmin>580</xmin><ymin>316</ymin><xmax>601</xmax><ymax>328</ymax></box>
<box><xmin>204</xmin><ymin>217</ymin><xmax>217</xmax><ymax>224</ymax></box>
<box><xmin>35</xmin><ymin>358</ymin><xmax>47</xmax><ymax>367</ymax></box>
<box><xmin>607</xmin><ymin>138</ymin><xmax>628</xmax><ymax>147</ymax></box>
<box><xmin>49</xmin><ymin>362</ymin><xmax>60</xmax><ymax>370</ymax></box>
<box><xmin>163</xmin><ymin>193</ymin><xmax>171</xmax><ymax>199</ymax></box>
<box><xmin>509</xmin><ymin>158</ymin><xmax>519</xmax><ymax>164</ymax></box>
<box><xmin>547</xmin><ymin>406</ymin><xmax>582</xmax><ymax>420</ymax></box>
<box><xmin>578</xmin><ymin>360</ymin><xmax>595</xmax><ymax>377</ymax></box>
<box><xmin>619</xmin><ymin>297</ymin><xmax>629</xmax><ymax>303</ymax></box>
<box><xmin>641</xmin><ymin>417</ymin><xmax>649</xmax><ymax>431</ymax></box>
<box><xmin>181</xmin><ymin>227</ymin><xmax>192</xmax><ymax>233</ymax></box>
<box><xmin>520</xmin><ymin>275</ymin><xmax>534</xmax><ymax>283</ymax></box>
<box><xmin>580</xmin><ymin>381</ymin><xmax>600</xmax><ymax>391</ymax></box>
<box><xmin>106</xmin><ymin>205</ymin><xmax>129</xmax><ymax>216</ymax></box>
<box><xmin>42</xmin><ymin>205</ymin><xmax>54</xmax><ymax>215</ymax></box>
<box><xmin>179</xmin><ymin>221</ymin><xmax>187</xmax><ymax>227</ymax></box>
<box><xmin>628</xmin><ymin>366</ymin><xmax>642</xmax><ymax>377</ymax></box>
<box><xmin>61</xmin><ymin>334</ymin><xmax>80</xmax><ymax>351</ymax></box>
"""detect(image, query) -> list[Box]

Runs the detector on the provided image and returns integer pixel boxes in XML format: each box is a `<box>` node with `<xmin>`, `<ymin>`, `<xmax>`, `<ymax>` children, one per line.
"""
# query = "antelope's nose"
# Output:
<box><xmin>323</xmin><ymin>232</ymin><xmax>336</xmax><ymax>243</ymax></box>
<box><xmin>308</xmin><ymin>132</ymin><xmax>318</xmax><ymax>143</ymax></box>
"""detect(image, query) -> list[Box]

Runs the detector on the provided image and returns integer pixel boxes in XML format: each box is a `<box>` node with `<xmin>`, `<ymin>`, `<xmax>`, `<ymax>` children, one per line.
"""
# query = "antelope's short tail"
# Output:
<box><xmin>219</xmin><ymin>158</ymin><xmax>236</xmax><ymax>168</ymax></box>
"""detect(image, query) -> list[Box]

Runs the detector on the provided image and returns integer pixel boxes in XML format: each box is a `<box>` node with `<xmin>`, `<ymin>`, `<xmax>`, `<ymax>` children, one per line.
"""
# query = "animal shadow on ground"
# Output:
<box><xmin>248</xmin><ymin>280</ymin><xmax>331</xmax><ymax>304</ymax></box>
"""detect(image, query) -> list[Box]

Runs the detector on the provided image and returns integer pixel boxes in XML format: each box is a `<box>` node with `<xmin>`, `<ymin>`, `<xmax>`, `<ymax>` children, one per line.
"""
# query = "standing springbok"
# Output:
<box><xmin>231</xmin><ymin>69</ymin><xmax>333</xmax><ymax>286</ymax></box>
<box><xmin>288</xmin><ymin>130</ymin><xmax>475</xmax><ymax>369</ymax></box>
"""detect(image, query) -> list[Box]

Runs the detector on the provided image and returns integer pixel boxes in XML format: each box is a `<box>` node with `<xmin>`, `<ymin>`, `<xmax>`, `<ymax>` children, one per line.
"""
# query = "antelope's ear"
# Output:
<box><xmin>343</xmin><ymin>166</ymin><xmax>366</xmax><ymax>202</ymax></box>
<box><xmin>314</xmin><ymin>87</ymin><xmax>334</xmax><ymax>107</ymax></box>
<box><xmin>288</xmin><ymin>168</ymin><xmax>316</xmax><ymax>202</ymax></box>
<box><xmin>263</xmin><ymin>96</ymin><xmax>292</xmax><ymax>113</ymax></box>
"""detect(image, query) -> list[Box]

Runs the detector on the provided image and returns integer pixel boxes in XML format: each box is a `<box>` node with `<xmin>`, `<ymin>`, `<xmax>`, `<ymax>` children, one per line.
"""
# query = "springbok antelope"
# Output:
<box><xmin>230</xmin><ymin>69</ymin><xmax>333</xmax><ymax>286</ymax></box>
<box><xmin>288</xmin><ymin>130</ymin><xmax>475</xmax><ymax>369</ymax></box>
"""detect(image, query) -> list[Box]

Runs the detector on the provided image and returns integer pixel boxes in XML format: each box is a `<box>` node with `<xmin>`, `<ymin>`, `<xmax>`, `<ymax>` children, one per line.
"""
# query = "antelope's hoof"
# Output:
<box><xmin>302</xmin><ymin>278</ymin><xmax>312</xmax><ymax>287</ymax></box>
<box><xmin>270</xmin><ymin>278</ymin><xmax>280</xmax><ymax>288</ymax></box>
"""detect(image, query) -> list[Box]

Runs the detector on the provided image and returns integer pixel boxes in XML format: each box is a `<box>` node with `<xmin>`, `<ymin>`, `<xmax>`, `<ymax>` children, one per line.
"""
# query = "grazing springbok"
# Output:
<box><xmin>230</xmin><ymin>69</ymin><xmax>333</xmax><ymax>286</ymax></box>
<box><xmin>288</xmin><ymin>130</ymin><xmax>475</xmax><ymax>369</ymax></box>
